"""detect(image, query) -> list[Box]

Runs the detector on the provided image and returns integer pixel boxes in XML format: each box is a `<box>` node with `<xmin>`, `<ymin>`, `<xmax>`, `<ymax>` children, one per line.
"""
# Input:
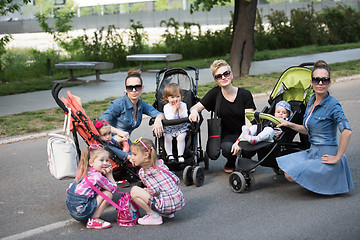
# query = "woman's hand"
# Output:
<box><xmin>113</xmin><ymin>134</ymin><xmax>127</xmax><ymax>143</ymax></box>
<box><xmin>189</xmin><ymin>109</ymin><xmax>200</xmax><ymax>123</ymax></box>
<box><xmin>277</xmin><ymin>118</ymin><xmax>290</xmax><ymax>128</ymax></box>
<box><xmin>153</xmin><ymin>114</ymin><xmax>164</xmax><ymax>138</ymax></box>
<box><xmin>321</xmin><ymin>154</ymin><xmax>341</xmax><ymax>164</ymax></box>
<box><xmin>231</xmin><ymin>141</ymin><xmax>241</xmax><ymax>155</ymax></box>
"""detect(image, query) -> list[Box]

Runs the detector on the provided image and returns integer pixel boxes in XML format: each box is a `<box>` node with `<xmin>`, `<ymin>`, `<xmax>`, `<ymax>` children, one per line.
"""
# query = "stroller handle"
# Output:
<box><xmin>162</xmin><ymin>117</ymin><xmax>190</xmax><ymax>126</ymax></box>
<box><xmin>299</xmin><ymin>62</ymin><xmax>314</xmax><ymax>68</ymax></box>
<box><xmin>51</xmin><ymin>82</ymin><xmax>69</xmax><ymax>113</ymax></box>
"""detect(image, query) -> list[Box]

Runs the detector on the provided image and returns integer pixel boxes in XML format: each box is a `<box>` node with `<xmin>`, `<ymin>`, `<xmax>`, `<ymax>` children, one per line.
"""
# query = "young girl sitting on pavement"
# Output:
<box><xmin>129</xmin><ymin>137</ymin><xmax>185</xmax><ymax>225</ymax></box>
<box><xmin>66</xmin><ymin>145</ymin><xmax>117</xmax><ymax>229</ymax></box>
<box><xmin>162</xmin><ymin>83</ymin><xmax>190</xmax><ymax>163</ymax></box>
<box><xmin>242</xmin><ymin>100</ymin><xmax>292</xmax><ymax>145</ymax></box>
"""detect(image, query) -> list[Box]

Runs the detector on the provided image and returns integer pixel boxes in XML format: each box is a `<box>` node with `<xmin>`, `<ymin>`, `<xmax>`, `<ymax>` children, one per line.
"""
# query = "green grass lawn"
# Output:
<box><xmin>1</xmin><ymin>42</ymin><xmax>360</xmax><ymax>96</ymax></box>
<box><xmin>0</xmin><ymin>46</ymin><xmax>360</xmax><ymax>138</ymax></box>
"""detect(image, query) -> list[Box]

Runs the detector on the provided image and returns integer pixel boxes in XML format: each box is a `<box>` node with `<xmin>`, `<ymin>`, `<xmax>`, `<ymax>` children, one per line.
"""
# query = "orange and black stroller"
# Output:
<box><xmin>51</xmin><ymin>82</ymin><xmax>140</xmax><ymax>183</ymax></box>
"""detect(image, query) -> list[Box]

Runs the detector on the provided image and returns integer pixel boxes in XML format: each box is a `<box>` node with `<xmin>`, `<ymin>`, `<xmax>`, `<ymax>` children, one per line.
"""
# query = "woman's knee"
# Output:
<box><xmin>284</xmin><ymin>172</ymin><xmax>295</xmax><ymax>183</ymax></box>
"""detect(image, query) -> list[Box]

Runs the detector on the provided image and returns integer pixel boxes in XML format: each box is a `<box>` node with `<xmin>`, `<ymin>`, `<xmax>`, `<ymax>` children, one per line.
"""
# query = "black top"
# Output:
<box><xmin>200</xmin><ymin>86</ymin><xmax>256</xmax><ymax>135</ymax></box>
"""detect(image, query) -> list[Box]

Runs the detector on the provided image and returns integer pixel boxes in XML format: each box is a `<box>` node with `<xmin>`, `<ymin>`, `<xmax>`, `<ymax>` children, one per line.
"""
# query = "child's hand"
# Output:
<box><xmin>101</xmin><ymin>166</ymin><xmax>113</xmax><ymax>175</ymax></box>
<box><xmin>274</xmin><ymin>129</ymin><xmax>281</xmax><ymax>137</ymax></box>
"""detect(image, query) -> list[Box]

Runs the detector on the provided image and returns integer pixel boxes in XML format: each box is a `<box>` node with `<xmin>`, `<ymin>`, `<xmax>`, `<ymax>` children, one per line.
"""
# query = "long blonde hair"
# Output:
<box><xmin>131</xmin><ymin>138</ymin><xmax>158</xmax><ymax>170</ymax></box>
<box><xmin>76</xmin><ymin>146</ymin><xmax>109</xmax><ymax>181</ymax></box>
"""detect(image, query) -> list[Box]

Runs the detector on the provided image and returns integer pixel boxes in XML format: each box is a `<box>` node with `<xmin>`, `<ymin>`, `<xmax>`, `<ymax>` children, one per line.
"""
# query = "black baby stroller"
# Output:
<box><xmin>229</xmin><ymin>63</ymin><xmax>314</xmax><ymax>193</ymax></box>
<box><xmin>51</xmin><ymin>82</ymin><xmax>140</xmax><ymax>184</ymax></box>
<box><xmin>150</xmin><ymin>66</ymin><xmax>209</xmax><ymax>187</ymax></box>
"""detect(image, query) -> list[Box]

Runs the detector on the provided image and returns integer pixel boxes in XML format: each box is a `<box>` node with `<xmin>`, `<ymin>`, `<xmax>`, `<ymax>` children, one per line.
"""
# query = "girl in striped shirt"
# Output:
<box><xmin>130</xmin><ymin>138</ymin><xmax>185</xmax><ymax>225</ymax></box>
<box><xmin>66</xmin><ymin>145</ymin><xmax>117</xmax><ymax>229</ymax></box>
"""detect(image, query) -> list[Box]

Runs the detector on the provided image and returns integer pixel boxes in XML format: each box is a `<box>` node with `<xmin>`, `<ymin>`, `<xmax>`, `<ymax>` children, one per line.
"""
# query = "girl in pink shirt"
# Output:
<box><xmin>66</xmin><ymin>145</ymin><xmax>117</xmax><ymax>229</ymax></box>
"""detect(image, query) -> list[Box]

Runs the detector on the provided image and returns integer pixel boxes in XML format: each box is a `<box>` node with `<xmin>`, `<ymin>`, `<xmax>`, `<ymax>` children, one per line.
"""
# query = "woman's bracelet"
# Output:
<box><xmin>236</xmin><ymin>138</ymin><xmax>241</xmax><ymax>142</ymax></box>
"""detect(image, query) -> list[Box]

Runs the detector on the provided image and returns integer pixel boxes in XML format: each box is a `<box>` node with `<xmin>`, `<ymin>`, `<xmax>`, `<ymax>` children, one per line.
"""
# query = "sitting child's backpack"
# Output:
<box><xmin>117</xmin><ymin>192</ymin><xmax>140</xmax><ymax>227</ymax></box>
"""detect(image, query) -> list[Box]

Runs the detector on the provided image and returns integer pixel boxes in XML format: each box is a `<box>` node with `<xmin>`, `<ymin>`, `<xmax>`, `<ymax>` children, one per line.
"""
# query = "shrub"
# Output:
<box><xmin>318</xmin><ymin>3</ymin><xmax>360</xmax><ymax>44</ymax></box>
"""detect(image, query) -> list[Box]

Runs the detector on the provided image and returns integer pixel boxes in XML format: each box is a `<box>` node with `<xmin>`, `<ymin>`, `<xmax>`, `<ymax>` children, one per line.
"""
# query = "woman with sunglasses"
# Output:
<box><xmin>189</xmin><ymin>59</ymin><xmax>256</xmax><ymax>173</ymax></box>
<box><xmin>99</xmin><ymin>69</ymin><xmax>165</xmax><ymax>141</ymax></box>
<box><xmin>276</xmin><ymin>60</ymin><xmax>353</xmax><ymax>195</ymax></box>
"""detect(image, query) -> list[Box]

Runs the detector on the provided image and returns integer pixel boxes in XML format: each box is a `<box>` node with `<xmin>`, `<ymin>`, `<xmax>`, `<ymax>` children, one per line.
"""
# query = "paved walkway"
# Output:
<box><xmin>0</xmin><ymin>48</ymin><xmax>359</xmax><ymax>116</ymax></box>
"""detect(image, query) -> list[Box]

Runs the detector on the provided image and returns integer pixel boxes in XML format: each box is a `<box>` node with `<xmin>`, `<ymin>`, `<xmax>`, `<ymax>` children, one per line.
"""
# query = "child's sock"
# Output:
<box><xmin>248</xmin><ymin>135</ymin><xmax>261</xmax><ymax>145</ymax></box>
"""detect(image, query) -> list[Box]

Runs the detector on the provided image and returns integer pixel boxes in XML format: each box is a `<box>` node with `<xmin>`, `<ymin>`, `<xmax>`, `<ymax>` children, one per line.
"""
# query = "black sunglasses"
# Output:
<box><xmin>126</xmin><ymin>85</ymin><xmax>142</xmax><ymax>92</ymax></box>
<box><xmin>312</xmin><ymin>77</ymin><xmax>331</xmax><ymax>85</ymax></box>
<box><xmin>214</xmin><ymin>70</ymin><xmax>231</xmax><ymax>81</ymax></box>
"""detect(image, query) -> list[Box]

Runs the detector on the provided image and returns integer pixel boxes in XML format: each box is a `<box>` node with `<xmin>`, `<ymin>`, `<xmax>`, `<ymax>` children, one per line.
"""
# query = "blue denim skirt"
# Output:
<box><xmin>66</xmin><ymin>182</ymin><xmax>97</xmax><ymax>222</ymax></box>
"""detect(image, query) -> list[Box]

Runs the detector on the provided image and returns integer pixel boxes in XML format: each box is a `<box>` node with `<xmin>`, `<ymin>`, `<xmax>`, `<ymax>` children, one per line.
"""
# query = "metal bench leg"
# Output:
<box><xmin>139</xmin><ymin>62</ymin><xmax>143</xmax><ymax>72</ymax></box>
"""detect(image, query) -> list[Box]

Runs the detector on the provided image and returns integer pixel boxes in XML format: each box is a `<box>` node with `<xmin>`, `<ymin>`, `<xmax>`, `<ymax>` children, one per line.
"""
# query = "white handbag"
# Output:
<box><xmin>47</xmin><ymin>107</ymin><xmax>79</xmax><ymax>180</ymax></box>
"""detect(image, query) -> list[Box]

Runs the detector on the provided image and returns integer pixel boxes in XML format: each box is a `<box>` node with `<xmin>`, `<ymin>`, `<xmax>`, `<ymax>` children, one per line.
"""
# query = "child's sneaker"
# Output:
<box><xmin>86</xmin><ymin>218</ymin><xmax>111</xmax><ymax>229</ymax></box>
<box><xmin>178</xmin><ymin>156</ymin><xmax>185</xmax><ymax>163</ymax></box>
<box><xmin>138</xmin><ymin>214</ymin><xmax>163</xmax><ymax>225</ymax></box>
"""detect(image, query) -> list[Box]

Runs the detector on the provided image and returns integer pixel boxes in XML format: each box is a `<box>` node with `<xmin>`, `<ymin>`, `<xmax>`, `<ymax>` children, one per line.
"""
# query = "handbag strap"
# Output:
<box><xmin>211</xmin><ymin>88</ymin><xmax>222</xmax><ymax>119</ymax></box>
<box><xmin>84</xmin><ymin>177</ymin><xmax>124</xmax><ymax>211</ymax></box>
<box><xmin>63</xmin><ymin>107</ymin><xmax>71</xmax><ymax>136</ymax></box>
<box><xmin>158</xmin><ymin>166</ymin><xmax>177</xmax><ymax>184</ymax></box>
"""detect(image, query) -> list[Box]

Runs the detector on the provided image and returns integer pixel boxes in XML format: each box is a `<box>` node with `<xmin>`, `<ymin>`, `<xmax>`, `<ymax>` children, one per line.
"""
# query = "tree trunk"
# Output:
<box><xmin>229</xmin><ymin>0</ymin><xmax>257</xmax><ymax>79</ymax></box>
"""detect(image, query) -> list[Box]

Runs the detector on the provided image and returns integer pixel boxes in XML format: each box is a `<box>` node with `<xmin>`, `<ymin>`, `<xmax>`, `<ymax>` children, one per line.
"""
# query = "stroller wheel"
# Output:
<box><xmin>192</xmin><ymin>166</ymin><xmax>205</xmax><ymax>187</ymax></box>
<box><xmin>183</xmin><ymin>166</ymin><xmax>194</xmax><ymax>186</ymax></box>
<box><xmin>229</xmin><ymin>172</ymin><xmax>246</xmax><ymax>193</ymax></box>
<box><xmin>245</xmin><ymin>172</ymin><xmax>255</xmax><ymax>191</ymax></box>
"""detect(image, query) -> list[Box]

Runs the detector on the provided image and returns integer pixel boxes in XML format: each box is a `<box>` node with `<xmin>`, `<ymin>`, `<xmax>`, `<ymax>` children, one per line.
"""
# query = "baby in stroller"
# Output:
<box><xmin>162</xmin><ymin>83</ymin><xmax>190</xmax><ymax>163</ymax></box>
<box><xmin>242</xmin><ymin>100</ymin><xmax>292</xmax><ymax>145</ymax></box>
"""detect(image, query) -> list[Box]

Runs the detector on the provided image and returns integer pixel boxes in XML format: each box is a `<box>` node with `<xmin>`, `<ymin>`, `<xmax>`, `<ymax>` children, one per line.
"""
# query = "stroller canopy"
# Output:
<box><xmin>269</xmin><ymin>66</ymin><xmax>313</xmax><ymax>106</ymax></box>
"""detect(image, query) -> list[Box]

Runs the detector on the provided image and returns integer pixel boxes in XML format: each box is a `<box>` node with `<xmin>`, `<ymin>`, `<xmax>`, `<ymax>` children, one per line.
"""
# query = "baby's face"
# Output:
<box><xmin>274</xmin><ymin>106</ymin><xmax>290</xmax><ymax>119</ymax></box>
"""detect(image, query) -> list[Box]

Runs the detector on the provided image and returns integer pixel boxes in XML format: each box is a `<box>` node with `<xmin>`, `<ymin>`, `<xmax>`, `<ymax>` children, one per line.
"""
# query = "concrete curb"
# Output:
<box><xmin>1</xmin><ymin>75</ymin><xmax>358</xmax><ymax>145</ymax></box>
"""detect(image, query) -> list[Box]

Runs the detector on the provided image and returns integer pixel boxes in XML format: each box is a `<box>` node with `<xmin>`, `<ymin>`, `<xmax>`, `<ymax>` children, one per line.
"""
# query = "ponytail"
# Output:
<box><xmin>312</xmin><ymin>60</ymin><xmax>330</xmax><ymax>78</ymax></box>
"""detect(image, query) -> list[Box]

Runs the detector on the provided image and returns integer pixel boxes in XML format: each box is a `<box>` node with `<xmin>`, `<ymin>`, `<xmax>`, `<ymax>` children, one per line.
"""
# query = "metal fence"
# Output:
<box><xmin>0</xmin><ymin>0</ymin><xmax>359</xmax><ymax>34</ymax></box>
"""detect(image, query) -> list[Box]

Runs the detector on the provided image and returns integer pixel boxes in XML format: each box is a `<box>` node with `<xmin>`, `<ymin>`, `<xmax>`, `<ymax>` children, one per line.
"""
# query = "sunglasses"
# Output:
<box><xmin>89</xmin><ymin>144</ymin><xmax>105</xmax><ymax>150</ymax></box>
<box><xmin>133</xmin><ymin>137</ymin><xmax>150</xmax><ymax>152</ymax></box>
<box><xmin>214</xmin><ymin>70</ymin><xmax>231</xmax><ymax>81</ymax></box>
<box><xmin>126</xmin><ymin>85</ymin><xmax>142</xmax><ymax>92</ymax></box>
<box><xmin>312</xmin><ymin>77</ymin><xmax>330</xmax><ymax>85</ymax></box>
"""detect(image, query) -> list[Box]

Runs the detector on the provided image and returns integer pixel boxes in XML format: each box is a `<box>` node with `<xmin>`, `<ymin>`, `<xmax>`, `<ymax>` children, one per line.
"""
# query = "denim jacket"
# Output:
<box><xmin>99</xmin><ymin>94</ymin><xmax>162</xmax><ymax>135</ymax></box>
<box><xmin>303</xmin><ymin>92</ymin><xmax>351</xmax><ymax>146</ymax></box>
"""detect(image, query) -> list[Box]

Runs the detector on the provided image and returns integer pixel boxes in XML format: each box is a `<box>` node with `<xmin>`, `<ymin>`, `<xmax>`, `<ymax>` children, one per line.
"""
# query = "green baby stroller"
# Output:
<box><xmin>229</xmin><ymin>63</ymin><xmax>314</xmax><ymax>193</ymax></box>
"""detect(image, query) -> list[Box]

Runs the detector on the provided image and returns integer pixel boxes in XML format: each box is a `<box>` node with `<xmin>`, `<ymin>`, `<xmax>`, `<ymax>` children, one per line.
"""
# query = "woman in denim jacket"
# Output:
<box><xmin>276</xmin><ymin>60</ymin><xmax>353</xmax><ymax>195</ymax></box>
<box><xmin>99</xmin><ymin>69</ymin><xmax>165</xmax><ymax>145</ymax></box>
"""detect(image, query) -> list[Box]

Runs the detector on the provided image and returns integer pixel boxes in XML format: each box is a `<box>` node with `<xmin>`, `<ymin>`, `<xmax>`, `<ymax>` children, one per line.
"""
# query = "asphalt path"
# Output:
<box><xmin>1</xmin><ymin>79</ymin><xmax>360</xmax><ymax>240</ymax></box>
<box><xmin>1</xmin><ymin>48</ymin><xmax>359</xmax><ymax>116</ymax></box>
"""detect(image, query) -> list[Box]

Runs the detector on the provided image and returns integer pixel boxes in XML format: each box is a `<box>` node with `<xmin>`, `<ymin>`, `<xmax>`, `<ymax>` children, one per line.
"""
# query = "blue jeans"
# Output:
<box><xmin>66</xmin><ymin>182</ymin><xmax>97</xmax><ymax>223</ymax></box>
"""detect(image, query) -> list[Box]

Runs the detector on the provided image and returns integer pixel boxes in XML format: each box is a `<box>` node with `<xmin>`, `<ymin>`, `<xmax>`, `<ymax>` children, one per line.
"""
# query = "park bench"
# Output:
<box><xmin>55</xmin><ymin>62</ymin><xmax>114</xmax><ymax>82</ymax></box>
<box><xmin>126</xmin><ymin>54</ymin><xmax>182</xmax><ymax>71</ymax></box>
